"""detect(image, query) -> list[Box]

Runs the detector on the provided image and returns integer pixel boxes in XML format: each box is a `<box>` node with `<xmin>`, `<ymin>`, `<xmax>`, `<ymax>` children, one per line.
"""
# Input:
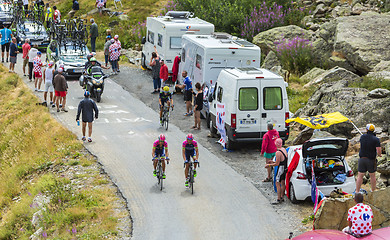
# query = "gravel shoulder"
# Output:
<box><xmin>111</xmin><ymin>65</ymin><xmax>313</xmax><ymax>235</ymax></box>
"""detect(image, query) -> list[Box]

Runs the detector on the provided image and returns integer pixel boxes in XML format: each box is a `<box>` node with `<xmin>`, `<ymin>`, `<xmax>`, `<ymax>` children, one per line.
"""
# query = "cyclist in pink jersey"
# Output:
<box><xmin>182</xmin><ymin>133</ymin><xmax>199</xmax><ymax>187</ymax></box>
<box><xmin>152</xmin><ymin>134</ymin><xmax>170</xmax><ymax>179</ymax></box>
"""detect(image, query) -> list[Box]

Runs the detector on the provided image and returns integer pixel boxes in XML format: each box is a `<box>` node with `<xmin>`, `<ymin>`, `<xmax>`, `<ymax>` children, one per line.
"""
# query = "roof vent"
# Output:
<box><xmin>233</xmin><ymin>40</ymin><xmax>255</xmax><ymax>47</ymax></box>
<box><xmin>238</xmin><ymin>67</ymin><xmax>263</xmax><ymax>74</ymax></box>
<box><xmin>212</xmin><ymin>32</ymin><xmax>231</xmax><ymax>39</ymax></box>
<box><xmin>196</xmin><ymin>35</ymin><xmax>209</xmax><ymax>39</ymax></box>
<box><xmin>162</xmin><ymin>16</ymin><xmax>173</xmax><ymax>21</ymax></box>
<box><xmin>165</xmin><ymin>11</ymin><xmax>194</xmax><ymax>19</ymax></box>
<box><xmin>220</xmin><ymin>39</ymin><xmax>232</xmax><ymax>44</ymax></box>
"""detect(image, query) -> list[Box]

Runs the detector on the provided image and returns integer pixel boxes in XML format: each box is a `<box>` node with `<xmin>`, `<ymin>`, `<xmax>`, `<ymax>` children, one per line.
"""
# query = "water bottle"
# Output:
<box><xmin>77</xmin><ymin>120</ymin><xmax>80</xmax><ymax>126</ymax></box>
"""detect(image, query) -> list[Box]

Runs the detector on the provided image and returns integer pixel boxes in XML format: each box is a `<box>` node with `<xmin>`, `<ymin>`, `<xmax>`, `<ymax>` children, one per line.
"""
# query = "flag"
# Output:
<box><xmin>216</xmin><ymin>103</ymin><xmax>226</xmax><ymax>148</ymax></box>
<box><xmin>311</xmin><ymin>160</ymin><xmax>319</xmax><ymax>213</ymax></box>
<box><xmin>285</xmin><ymin>112</ymin><xmax>349</xmax><ymax>129</ymax></box>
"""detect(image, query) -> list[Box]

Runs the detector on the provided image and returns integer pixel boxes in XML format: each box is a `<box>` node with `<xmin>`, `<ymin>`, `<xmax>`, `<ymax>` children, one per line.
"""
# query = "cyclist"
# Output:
<box><xmin>182</xmin><ymin>133</ymin><xmax>199</xmax><ymax>187</ymax></box>
<box><xmin>84</xmin><ymin>53</ymin><xmax>94</xmax><ymax>71</ymax></box>
<box><xmin>152</xmin><ymin>134</ymin><xmax>170</xmax><ymax>179</ymax></box>
<box><xmin>159</xmin><ymin>86</ymin><xmax>173</xmax><ymax>124</ymax></box>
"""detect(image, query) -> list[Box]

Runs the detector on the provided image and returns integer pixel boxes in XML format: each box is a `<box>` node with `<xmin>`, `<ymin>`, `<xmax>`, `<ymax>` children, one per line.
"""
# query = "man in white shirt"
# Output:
<box><xmin>343</xmin><ymin>193</ymin><xmax>373</xmax><ymax>237</ymax></box>
<box><xmin>28</xmin><ymin>44</ymin><xmax>38</xmax><ymax>82</ymax></box>
<box><xmin>43</xmin><ymin>61</ymin><xmax>55</xmax><ymax>106</ymax></box>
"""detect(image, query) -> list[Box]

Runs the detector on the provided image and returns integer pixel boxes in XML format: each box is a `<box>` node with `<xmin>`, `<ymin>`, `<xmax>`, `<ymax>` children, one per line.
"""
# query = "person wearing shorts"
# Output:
<box><xmin>33</xmin><ymin>51</ymin><xmax>45</xmax><ymax>91</ymax></box>
<box><xmin>151</xmin><ymin>134</ymin><xmax>170</xmax><ymax>178</ymax></box>
<box><xmin>356</xmin><ymin>124</ymin><xmax>382</xmax><ymax>192</ymax></box>
<box><xmin>22</xmin><ymin>39</ymin><xmax>30</xmax><ymax>76</ymax></box>
<box><xmin>266</xmin><ymin>138</ymin><xmax>287</xmax><ymax>204</ymax></box>
<box><xmin>261</xmin><ymin>123</ymin><xmax>280</xmax><ymax>182</ymax></box>
<box><xmin>0</xmin><ymin>26</ymin><xmax>12</xmax><ymax>63</ymax></box>
<box><xmin>76</xmin><ymin>91</ymin><xmax>99</xmax><ymax>142</ymax></box>
<box><xmin>9</xmin><ymin>37</ymin><xmax>19</xmax><ymax>73</ymax></box>
<box><xmin>43</xmin><ymin>61</ymin><xmax>55</xmax><ymax>106</ymax></box>
<box><xmin>182</xmin><ymin>134</ymin><xmax>199</xmax><ymax>187</ymax></box>
<box><xmin>176</xmin><ymin>71</ymin><xmax>193</xmax><ymax>116</ymax></box>
<box><xmin>53</xmin><ymin>68</ymin><xmax>68</xmax><ymax>112</ymax></box>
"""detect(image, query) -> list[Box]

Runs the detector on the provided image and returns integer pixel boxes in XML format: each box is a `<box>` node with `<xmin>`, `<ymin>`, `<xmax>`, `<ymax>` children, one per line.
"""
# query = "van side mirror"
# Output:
<box><xmin>208</xmin><ymin>93</ymin><xmax>214</xmax><ymax>102</ymax></box>
<box><xmin>141</xmin><ymin>37</ymin><xmax>146</xmax><ymax>44</ymax></box>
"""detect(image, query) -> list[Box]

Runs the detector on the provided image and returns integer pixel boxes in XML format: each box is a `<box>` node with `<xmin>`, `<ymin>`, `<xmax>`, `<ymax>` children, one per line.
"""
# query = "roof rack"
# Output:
<box><xmin>233</xmin><ymin>39</ymin><xmax>255</xmax><ymax>47</ymax></box>
<box><xmin>165</xmin><ymin>11</ymin><xmax>194</xmax><ymax>19</ymax></box>
<box><xmin>212</xmin><ymin>32</ymin><xmax>231</xmax><ymax>39</ymax></box>
<box><xmin>237</xmin><ymin>67</ymin><xmax>263</xmax><ymax>74</ymax></box>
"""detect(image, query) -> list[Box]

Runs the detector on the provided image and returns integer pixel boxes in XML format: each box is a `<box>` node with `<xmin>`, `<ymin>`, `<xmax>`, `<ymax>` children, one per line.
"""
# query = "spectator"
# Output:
<box><xmin>192</xmin><ymin>82</ymin><xmax>203</xmax><ymax>130</ymax></box>
<box><xmin>53</xmin><ymin>6</ymin><xmax>61</xmax><ymax>24</ymax></box>
<box><xmin>22</xmin><ymin>39</ymin><xmax>30</xmax><ymax>76</ymax></box>
<box><xmin>22</xmin><ymin>0</ymin><xmax>28</xmax><ymax>12</ymax></box>
<box><xmin>114</xmin><ymin>35</ymin><xmax>121</xmax><ymax>72</ymax></box>
<box><xmin>356</xmin><ymin>124</ymin><xmax>382</xmax><ymax>192</ymax></box>
<box><xmin>108</xmin><ymin>39</ymin><xmax>120</xmax><ymax>74</ymax></box>
<box><xmin>176</xmin><ymin>70</ymin><xmax>193</xmax><ymax>116</ymax></box>
<box><xmin>95</xmin><ymin>0</ymin><xmax>105</xmax><ymax>16</ymax></box>
<box><xmin>53</xmin><ymin>68</ymin><xmax>68</xmax><ymax>112</ymax></box>
<box><xmin>106</xmin><ymin>29</ymin><xmax>112</xmax><ymax>39</ymax></box>
<box><xmin>68</xmin><ymin>0</ymin><xmax>79</xmax><ymax>18</ymax></box>
<box><xmin>265</xmin><ymin>138</ymin><xmax>287</xmax><ymax>204</ymax></box>
<box><xmin>33</xmin><ymin>51</ymin><xmax>45</xmax><ymax>91</ymax></box>
<box><xmin>150</xmin><ymin>46</ymin><xmax>161</xmax><ymax>94</ymax></box>
<box><xmin>0</xmin><ymin>24</ymin><xmax>13</xmax><ymax>63</ymax></box>
<box><xmin>342</xmin><ymin>193</ymin><xmax>373</xmax><ymax>237</ymax></box>
<box><xmin>89</xmin><ymin>18</ymin><xmax>98</xmax><ymax>52</ymax></box>
<box><xmin>43</xmin><ymin>61</ymin><xmax>55</xmax><ymax>106</ymax></box>
<box><xmin>103</xmin><ymin>35</ymin><xmax>112</xmax><ymax>67</ymax></box>
<box><xmin>9</xmin><ymin>37</ymin><xmax>18</xmax><ymax>73</ymax></box>
<box><xmin>76</xmin><ymin>91</ymin><xmax>99</xmax><ymax>143</ymax></box>
<box><xmin>160</xmin><ymin>59</ymin><xmax>168</xmax><ymax>87</ymax></box>
<box><xmin>45</xmin><ymin>3</ymin><xmax>53</xmax><ymax>29</ymax></box>
<box><xmin>261</xmin><ymin>123</ymin><xmax>280</xmax><ymax>182</ymax></box>
<box><xmin>28</xmin><ymin>44</ymin><xmax>38</xmax><ymax>82</ymax></box>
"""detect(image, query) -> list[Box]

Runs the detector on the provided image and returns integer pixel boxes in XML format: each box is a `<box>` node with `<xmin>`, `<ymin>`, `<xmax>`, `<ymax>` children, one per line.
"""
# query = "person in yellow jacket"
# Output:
<box><xmin>45</xmin><ymin>3</ymin><xmax>53</xmax><ymax>29</ymax></box>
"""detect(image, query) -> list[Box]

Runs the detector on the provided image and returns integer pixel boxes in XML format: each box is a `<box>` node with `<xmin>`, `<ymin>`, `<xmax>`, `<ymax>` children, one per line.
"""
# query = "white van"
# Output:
<box><xmin>208</xmin><ymin>67</ymin><xmax>290</xmax><ymax>150</ymax></box>
<box><xmin>178</xmin><ymin>33</ymin><xmax>261</xmax><ymax>116</ymax></box>
<box><xmin>141</xmin><ymin>11</ymin><xmax>214</xmax><ymax>73</ymax></box>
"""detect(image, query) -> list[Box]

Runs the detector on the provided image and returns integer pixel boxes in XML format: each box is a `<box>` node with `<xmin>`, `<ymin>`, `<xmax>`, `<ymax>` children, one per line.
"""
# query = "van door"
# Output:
<box><xmin>193</xmin><ymin>52</ymin><xmax>203</xmax><ymax>85</ymax></box>
<box><xmin>260</xmin><ymin>80</ymin><xmax>286</xmax><ymax>133</ymax></box>
<box><xmin>236</xmin><ymin>80</ymin><xmax>261</xmax><ymax>134</ymax></box>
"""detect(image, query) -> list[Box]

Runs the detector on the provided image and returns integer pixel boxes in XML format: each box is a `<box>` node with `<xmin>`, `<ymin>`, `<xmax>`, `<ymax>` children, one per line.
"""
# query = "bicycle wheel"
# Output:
<box><xmin>164</xmin><ymin>112</ymin><xmax>169</xmax><ymax>130</ymax></box>
<box><xmin>190</xmin><ymin>169</ymin><xmax>194</xmax><ymax>194</ymax></box>
<box><xmin>159</xmin><ymin>162</ymin><xmax>163</xmax><ymax>191</ymax></box>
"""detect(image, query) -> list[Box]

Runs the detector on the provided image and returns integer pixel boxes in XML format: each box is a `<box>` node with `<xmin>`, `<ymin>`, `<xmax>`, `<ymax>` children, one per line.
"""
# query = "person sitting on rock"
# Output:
<box><xmin>342</xmin><ymin>192</ymin><xmax>373</xmax><ymax>237</ymax></box>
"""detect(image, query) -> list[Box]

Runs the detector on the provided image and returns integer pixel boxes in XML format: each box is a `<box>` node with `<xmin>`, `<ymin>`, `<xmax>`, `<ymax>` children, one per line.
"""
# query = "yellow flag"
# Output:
<box><xmin>285</xmin><ymin>112</ymin><xmax>349</xmax><ymax>129</ymax></box>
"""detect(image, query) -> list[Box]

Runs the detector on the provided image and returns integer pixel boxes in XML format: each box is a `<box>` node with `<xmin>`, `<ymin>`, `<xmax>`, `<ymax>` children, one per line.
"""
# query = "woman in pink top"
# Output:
<box><xmin>160</xmin><ymin>59</ymin><xmax>168</xmax><ymax>87</ymax></box>
<box><xmin>22</xmin><ymin>39</ymin><xmax>31</xmax><ymax>76</ymax></box>
<box><xmin>261</xmin><ymin>123</ymin><xmax>279</xmax><ymax>182</ymax></box>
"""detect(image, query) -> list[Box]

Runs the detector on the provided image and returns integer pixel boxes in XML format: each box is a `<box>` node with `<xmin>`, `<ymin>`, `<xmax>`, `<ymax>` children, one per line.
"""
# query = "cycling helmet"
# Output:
<box><xmin>90</xmin><ymin>57</ymin><xmax>97</xmax><ymax>62</ymax></box>
<box><xmin>37</xmin><ymin>51</ymin><xmax>42</xmax><ymax>55</ymax></box>
<box><xmin>84</xmin><ymin>91</ymin><xmax>90</xmax><ymax>97</ymax></box>
<box><xmin>186</xmin><ymin>133</ymin><xmax>194</xmax><ymax>140</ymax></box>
<box><xmin>163</xmin><ymin>86</ymin><xmax>169</xmax><ymax>92</ymax></box>
<box><xmin>87</xmin><ymin>53</ymin><xmax>93</xmax><ymax>60</ymax></box>
<box><xmin>158</xmin><ymin>134</ymin><xmax>166</xmax><ymax>141</ymax></box>
<box><xmin>114</xmin><ymin>35</ymin><xmax>119</xmax><ymax>40</ymax></box>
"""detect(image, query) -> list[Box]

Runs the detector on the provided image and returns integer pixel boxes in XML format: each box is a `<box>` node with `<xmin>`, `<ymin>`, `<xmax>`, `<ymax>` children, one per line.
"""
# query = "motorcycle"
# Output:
<box><xmin>79</xmin><ymin>66</ymin><xmax>107</xmax><ymax>102</ymax></box>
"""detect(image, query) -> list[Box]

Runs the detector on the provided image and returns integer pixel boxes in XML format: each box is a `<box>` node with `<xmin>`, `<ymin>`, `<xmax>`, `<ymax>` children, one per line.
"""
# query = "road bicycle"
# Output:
<box><xmin>160</xmin><ymin>105</ymin><xmax>173</xmax><ymax>130</ymax></box>
<box><xmin>154</xmin><ymin>156</ymin><xmax>169</xmax><ymax>191</ymax></box>
<box><xmin>184</xmin><ymin>158</ymin><xmax>199</xmax><ymax>194</ymax></box>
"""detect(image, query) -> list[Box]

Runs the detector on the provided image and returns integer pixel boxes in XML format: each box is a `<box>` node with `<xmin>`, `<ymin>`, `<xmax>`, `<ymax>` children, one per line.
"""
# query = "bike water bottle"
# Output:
<box><xmin>77</xmin><ymin>120</ymin><xmax>80</xmax><ymax>126</ymax></box>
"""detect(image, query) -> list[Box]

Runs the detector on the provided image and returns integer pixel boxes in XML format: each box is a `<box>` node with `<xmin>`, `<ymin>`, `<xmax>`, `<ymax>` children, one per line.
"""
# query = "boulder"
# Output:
<box><xmin>300</xmin><ymin>67</ymin><xmax>326</xmax><ymax>83</ymax></box>
<box><xmin>118</xmin><ymin>14</ymin><xmax>129</xmax><ymax>21</ymax></box>
<box><xmin>327</xmin><ymin>56</ymin><xmax>356</xmax><ymax>72</ymax></box>
<box><xmin>373</xmin><ymin>61</ymin><xmax>390</xmax><ymax>72</ymax></box>
<box><xmin>313</xmin><ymin>4</ymin><xmax>327</xmax><ymax>17</ymax></box>
<box><xmin>261</xmin><ymin>51</ymin><xmax>280</xmax><ymax>70</ymax></box>
<box><xmin>367</xmin><ymin>71</ymin><xmax>390</xmax><ymax>80</ymax></box>
<box><xmin>377</xmin><ymin>161</ymin><xmax>390</xmax><ymax>175</ymax></box>
<box><xmin>292</xmin><ymin>127</ymin><xmax>314</xmax><ymax>145</ymax></box>
<box><xmin>253</xmin><ymin>25</ymin><xmax>313</xmax><ymax>56</ymax></box>
<box><xmin>346</xmin><ymin>155</ymin><xmax>359</xmax><ymax>174</ymax></box>
<box><xmin>304</xmin><ymin>67</ymin><xmax>360</xmax><ymax>87</ymax></box>
<box><xmin>334</xmin><ymin>12</ymin><xmax>390</xmax><ymax>75</ymax></box>
<box><xmin>367</xmin><ymin>88</ymin><xmax>390</xmax><ymax>98</ymax></box>
<box><xmin>124</xmin><ymin>49</ymin><xmax>142</xmax><ymax>65</ymax></box>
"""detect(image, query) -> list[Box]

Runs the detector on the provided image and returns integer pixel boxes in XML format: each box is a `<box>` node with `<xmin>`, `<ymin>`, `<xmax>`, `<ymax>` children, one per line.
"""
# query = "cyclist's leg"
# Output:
<box><xmin>153</xmin><ymin>152</ymin><xmax>160</xmax><ymax>171</ymax></box>
<box><xmin>193</xmin><ymin>151</ymin><xmax>198</xmax><ymax>169</ymax></box>
<box><xmin>159</xmin><ymin>103</ymin><xmax>163</xmax><ymax>120</ymax></box>
<box><xmin>161</xmin><ymin>152</ymin><xmax>166</xmax><ymax>172</ymax></box>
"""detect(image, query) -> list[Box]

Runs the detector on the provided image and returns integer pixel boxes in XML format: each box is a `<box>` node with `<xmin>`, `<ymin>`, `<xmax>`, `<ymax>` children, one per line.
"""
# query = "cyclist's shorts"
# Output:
<box><xmin>153</xmin><ymin>150</ymin><xmax>165</xmax><ymax>160</ymax></box>
<box><xmin>184</xmin><ymin>150</ymin><xmax>196</xmax><ymax>163</ymax></box>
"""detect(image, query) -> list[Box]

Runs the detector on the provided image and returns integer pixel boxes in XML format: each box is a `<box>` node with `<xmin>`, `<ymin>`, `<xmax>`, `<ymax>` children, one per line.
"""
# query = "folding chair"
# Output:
<box><xmin>114</xmin><ymin>0</ymin><xmax>122</xmax><ymax>9</ymax></box>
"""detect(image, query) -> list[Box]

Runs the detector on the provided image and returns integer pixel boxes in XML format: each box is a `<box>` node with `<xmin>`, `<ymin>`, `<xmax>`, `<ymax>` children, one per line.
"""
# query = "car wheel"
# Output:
<box><xmin>226</xmin><ymin>133</ymin><xmax>236</xmax><ymax>150</ymax></box>
<box><xmin>289</xmin><ymin>183</ymin><xmax>299</xmax><ymax>204</ymax></box>
<box><xmin>141</xmin><ymin>53</ymin><xmax>146</xmax><ymax>69</ymax></box>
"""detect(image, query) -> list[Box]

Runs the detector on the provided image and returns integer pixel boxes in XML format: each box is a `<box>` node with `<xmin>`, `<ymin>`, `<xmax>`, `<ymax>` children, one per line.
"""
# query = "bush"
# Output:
<box><xmin>275</xmin><ymin>36</ymin><xmax>314</xmax><ymax>76</ymax></box>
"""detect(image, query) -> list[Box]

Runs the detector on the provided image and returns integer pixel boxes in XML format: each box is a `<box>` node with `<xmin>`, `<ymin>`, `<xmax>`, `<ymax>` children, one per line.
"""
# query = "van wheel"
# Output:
<box><xmin>226</xmin><ymin>135</ymin><xmax>236</xmax><ymax>150</ymax></box>
<box><xmin>289</xmin><ymin>183</ymin><xmax>299</xmax><ymax>204</ymax></box>
<box><xmin>206</xmin><ymin>113</ymin><xmax>211</xmax><ymax>129</ymax></box>
<box><xmin>141</xmin><ymin>53</ymin><xmax>146</xmax><ymax>69</ymax></box>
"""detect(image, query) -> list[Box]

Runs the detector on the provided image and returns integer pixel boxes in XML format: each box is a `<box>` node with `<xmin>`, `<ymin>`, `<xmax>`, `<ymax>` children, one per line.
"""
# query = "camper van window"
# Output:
<box><xmin>196</xmin><ymin>54</ymin><xmax>202</xmax><ymax>70</ymax></box>
<box><xmin>263</xmin><ymin>87</ymin><xmax>283</xmax><ymax>110</ymax></box>
<box><xmin>170</xmin><ymin>37</ymin><xmax>181</xmax><ymax>49</ymax></box>
<box><xmin>181</xmin><ymin>48</ymin><xmax>186</xmax><ymax>62</ymax></box>
<box><xmin>147</xmin><ymin>31</ymin><xmax>154</xmax><ymax>44</ymax></box>
<box><xmin>239</xmin><ymin>88</ymin><xmax>258</xmax><ymax>110</ymax></box>
<box><xmin>158</xmin><ymin>34</ymin><xmax>163</xmax><ymax>47</ymax></box>
<box><xmin>217</xmin><ymin>87</ymin><xmax>223</xmax><ymax>102</ymax></box>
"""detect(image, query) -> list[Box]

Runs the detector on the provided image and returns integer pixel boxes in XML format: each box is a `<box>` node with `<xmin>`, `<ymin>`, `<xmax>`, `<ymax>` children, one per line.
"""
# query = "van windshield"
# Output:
<box><xmin>263</xmin><ymin>87</ymin><xmax>282</xmax><ymax>110</ymax></box>
<box><xmin>239</xmin><ymin>88</ymin><xmax>258</xmax><ymax>110</ymax></box>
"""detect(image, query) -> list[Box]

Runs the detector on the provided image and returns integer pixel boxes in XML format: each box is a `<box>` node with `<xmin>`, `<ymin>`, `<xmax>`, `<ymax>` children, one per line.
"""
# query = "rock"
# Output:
<box><xmin>269</xmin><ymin>66</ymin><xmax>287</xmax><ymax>80</ymax></box>
<box><xmin>367</xmin><ymin>88</ymin><xmax>390</xmax><ymax>98</ymax></box>
<box><xmin>367</xmin><ymin>71</ymin><xmax>390</xmax><ymax>80</ymax></box>
<box><xmin>109</xmin><ymin>20</ymin><xmax>119</xmax><ymax>27</ymax></box>
<box><xmin>327</xmin><ymin>56</ymin><xmax>356</xmax><ymax>73</ymax></box>
<box><xmin>386</xmin><ymin>142</ymin><xmax>390</xmax><ymax>158</ymax></box>
<box><xmin>304</xmin><ymin>67</ymin><xmax>360</xmax><ymax>87</ymax></box>
<box><xmin>351</xmin><ymin>3</ymin><xmax>365</xmax><ymax>15</ymax></box>
<box><xmin>334</xmin><ymin>12</ymin><xmax>390</xmax><ymax>75</ymax></box>
<box><xmin>312</xmin><ymin>38</ymin><xmax>333</xmax><ymax>64</ymax></box>
<box><xmin>32</xmin><ymin>195</ymin><xmax>50</xmax><ymax>209</ymax></box>
<box><xmin>373</xmin><ymin>61</ymin><xmax>390</xmax><ymax>72</ymax></box>
<box><xmin>377</xmin><ymin>161</ymin><xmax>390</xmax><ymax>175</ymax></box>
<box><xmin>313</xmin><ymin>4</ymin><xmax>327</xmax><ymax>16</ymax></box>
<box><xmin>310</xmin><ymin>23</ymin><xmax>320</xmax><ymax>31</ymax></box>
<box><xmin>87</xmin><ymin>7</ymin><xmax>111</xmax><ymax>15</ymax></box>
<box><xmin>31</xmin><ymin>210</ymin><xmax>42</xmax><ymax>227</ymax></box>
<box><xmin>300</xmin><ymin>67</ymin><xmax>326</xmax><ymax>83</ymax></box>
<box><xmin>292</xmin><ymin>127</ymin><xmax>314</xmax><ymax>145</ymax></box>
<box><xmin>337</xmin><ymin>6</ymin><xmax>352</xmax><ymax>16</ymax></box>
<box><xmin>118</xmin><ymin>14</ymin><xmax>129</xmax><ymax>21</ymax></box>
<box><xmin>346</xmin><ymin>155</ymin><xmax>359</xmax><ymax>174</ymax></box>
<box><xmin>261</xmin><ymin>51</ymin><xmax>280</xmax><ymax>70</ymax></box>
<box><xmin>253</xmin><ymin>25</ymin><xmax>314</xmax><ymax>56</ymax></box>
<box><xmin>124</xmin><ymin>49</ymin><xmax>142</xmax><ymax>65</ymax></box>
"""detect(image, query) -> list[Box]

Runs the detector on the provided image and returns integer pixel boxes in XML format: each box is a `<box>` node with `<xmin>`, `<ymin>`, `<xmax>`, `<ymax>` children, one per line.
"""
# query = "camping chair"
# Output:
<box><xmin>114</xmin><ymin>0</ymin><xmax>122</xmax><ymax>9</ymax></box>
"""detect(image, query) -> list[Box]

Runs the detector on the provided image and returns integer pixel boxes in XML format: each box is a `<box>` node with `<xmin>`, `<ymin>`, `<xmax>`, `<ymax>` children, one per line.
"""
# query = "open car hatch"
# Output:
<box><xmin>303</xmin><ymin>138</ymin><xmax>349</xmax><ymax>158</ymax></box>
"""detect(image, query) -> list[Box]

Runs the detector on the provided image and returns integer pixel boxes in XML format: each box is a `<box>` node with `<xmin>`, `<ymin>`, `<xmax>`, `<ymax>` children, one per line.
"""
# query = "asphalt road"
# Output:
<box><xmin>10</xmin><ymin>55</ymin><xmax>290</xmax><ymax>240</ymax></box>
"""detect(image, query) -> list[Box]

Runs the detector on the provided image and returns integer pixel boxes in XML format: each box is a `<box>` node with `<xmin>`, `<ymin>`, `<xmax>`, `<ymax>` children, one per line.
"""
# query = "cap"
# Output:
<box><xmin>90</xmin><ymin>18</ymin><xmax>94</xmax><ymax>22</ymax></box>
<box><xmin>48</xmin><ymin>61</ymin><xmax>54</xmax><ymax>66</ymax></box>
<box><xmin>37</xmin><ymin>51</ymin><xmax>42</xmax><ymax>55</ymax></box>
<box><xmin>58</xmin><ymin>68</ymin><xmax>63</xmax><ymax>73</ymax></box>
<box><xmin>366</xmin><ymin>124</ymin><xmax>375</xmax><ymax>132</ymax></box>
<box><xmin>110</xmin><ymin>39</ymin><xmax>115</xmax><ymax>43</ymax></box>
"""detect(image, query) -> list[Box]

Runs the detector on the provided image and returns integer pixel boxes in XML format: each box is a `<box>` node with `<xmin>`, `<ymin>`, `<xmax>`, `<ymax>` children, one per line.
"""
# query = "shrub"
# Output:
<box><xmin>275</xmin><ymin>36</ymin><xmax>314</xmax><ymax>76</ymax></box>
<box><xmin>161</xmin><ymin>0</ymin><xmax>180</xmax><ymax>15</ymax></box>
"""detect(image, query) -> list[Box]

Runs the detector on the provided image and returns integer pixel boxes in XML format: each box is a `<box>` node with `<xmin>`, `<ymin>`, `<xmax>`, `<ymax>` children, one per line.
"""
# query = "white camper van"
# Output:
<box><xmin>208</xmin><ymin>67</ymin><xmax>290</xmax><ymax>150</ymax></box>
<box><xmin>178</xmin><ymin>33</ymin><xmax>261</xmax><ymax>116</ymax></box>
<box><xmin>141</xmin><ymin>11</ymin><xmax>214</xmax><ymax>72</ymax></box>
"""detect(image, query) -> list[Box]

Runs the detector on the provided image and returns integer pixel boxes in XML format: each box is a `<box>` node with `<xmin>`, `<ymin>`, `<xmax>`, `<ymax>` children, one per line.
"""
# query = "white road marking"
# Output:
<box><xmin>116</xmin><ymin>118</ymin><xmax>122</xmax><ymax>123</ymax></box>
<box><xmin>102</xmin><ymin>135</ymin><xmax>107</xmax><ymax>140</ymax></box>
<box><xmin>128</xmin><ymin>131</ymin><xmax>134</xmax><ymax>135</ymax></box>
<box><xmin>100</xmin><ymin>110</ymin><xmax>129</xmax><ymax>114</ymax></box>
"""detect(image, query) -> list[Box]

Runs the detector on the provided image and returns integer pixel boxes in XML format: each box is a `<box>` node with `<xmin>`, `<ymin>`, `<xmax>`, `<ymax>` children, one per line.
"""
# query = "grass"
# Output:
<box><xmin>348</xmin><ymin>75</ymin><xmax>390</xmax><ymax>91</ymax></box>
<box><xmin>0</xmin><ymin>65</ymin><xmax>127</xmax><ymax>239</ymax></box>
<box><xmin>287</xmin><ymin>75</ymin><xmax>316</xmax><ymax>113</ymax></box>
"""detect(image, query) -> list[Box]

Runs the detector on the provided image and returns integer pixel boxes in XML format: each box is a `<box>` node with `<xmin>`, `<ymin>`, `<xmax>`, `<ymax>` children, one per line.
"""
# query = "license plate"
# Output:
<box><xmin>73</xmin><ymin>69</ymin><xmax>83</xmax><ymax>73</ymax></box>
<box><xmin>240</xmin><ymin>119</ymin><xmax>256</xmax><ymax>124</ymax></box>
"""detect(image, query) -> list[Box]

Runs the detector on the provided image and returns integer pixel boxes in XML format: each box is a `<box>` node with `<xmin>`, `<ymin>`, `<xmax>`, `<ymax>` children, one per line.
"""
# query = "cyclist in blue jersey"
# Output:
<box><xmin>0</xmin><ymin>26</ymin><xmax>13</xmax><ymax>63</ymax></box>
<box><xmin>182</xmin><ymin>133</ymin><xmax>199</xmax><ymax>187</ymax></box>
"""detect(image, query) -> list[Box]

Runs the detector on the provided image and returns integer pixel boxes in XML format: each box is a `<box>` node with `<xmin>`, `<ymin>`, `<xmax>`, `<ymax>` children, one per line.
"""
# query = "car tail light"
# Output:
<box><xmin>347</xmin><ymin>170</ymin><xmax>354</xmax><ymax>177</ymax></box>
<box><xmin>285</xmin><ymin>112</ymin><xmax>290</xmax><ymax>128</ymax></box>
<box><xmin>231</xmin><ymin>114</ymin><xmax>236</xmax><ymax>128</ymax></box>
<box><xmin>297</xmin><ymin>172</ymin><xmax>307</xmax><ymax>180</ymax></box>
<box><xmin>210</xmin><ymin>80</ymin><xmax>212</xmax><ymax>84</ymax></box>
